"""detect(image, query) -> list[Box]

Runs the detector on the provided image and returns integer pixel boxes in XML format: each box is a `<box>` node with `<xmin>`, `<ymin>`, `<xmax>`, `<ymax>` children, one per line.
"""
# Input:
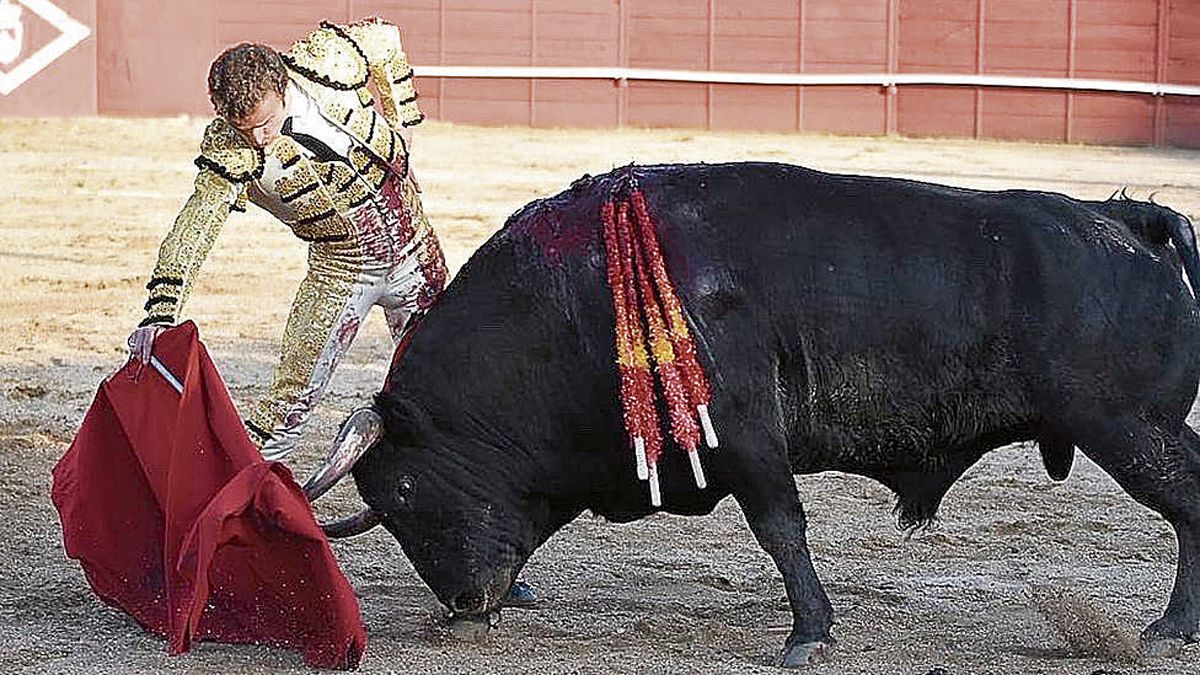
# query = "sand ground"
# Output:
<box><xmin>3</xmin><ymin>118</ymin><xmax>1200</xmax><ymax>673</ymax></box>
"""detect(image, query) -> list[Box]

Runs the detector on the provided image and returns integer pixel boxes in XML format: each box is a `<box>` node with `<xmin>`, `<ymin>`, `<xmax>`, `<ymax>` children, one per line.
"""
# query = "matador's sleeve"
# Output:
<box><xmin>141</xmin><ymin>120</ymin><xmax>258</xmax><ymax>327</ymax></box>
<box><xmin>344</xmin><ymin>18</ymin><xmax>425</xmax><ymax>129</ymax></box>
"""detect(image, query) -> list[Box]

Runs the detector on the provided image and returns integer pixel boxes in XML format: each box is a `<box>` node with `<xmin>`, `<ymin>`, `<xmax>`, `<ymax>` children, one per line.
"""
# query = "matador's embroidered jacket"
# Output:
<box><xmin>141</xmin><ymin>18</ymin><xmax>425</xmax><ymax>327</ymax></box>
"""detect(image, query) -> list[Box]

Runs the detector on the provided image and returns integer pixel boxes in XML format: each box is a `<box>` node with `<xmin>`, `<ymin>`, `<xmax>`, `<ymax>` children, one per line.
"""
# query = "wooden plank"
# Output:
<box><xmin>531</xmin><ymin>79</ymin><xmax>618</xmax><ymax>127</ymax></box>
<box><xmin>217</xmin><ymin>0</ymin><xmax>334</xmax><ymax>46</ymax></box>
<box><xmin>713</xmin><ymin>33</ymin><xmax>800</xmax><ymax>71</ymax></box>
<box><xmin>898</xmin><ymin>17</ymin><xmax>978</xmax><ymax>72</ymax></box>
<box><xmin>1076</xmin><ymin>0</ymin><xmax>1156</xmax><ymax>26</ymax></box>
<box><xmin>1069</xmin><ymin>91</ymin><xmax>1155</xmax><ymax>144</ymax></box>
<box><xmin>806</xmin><ymin>0</ymin><xmax>887</xmax><ymax>23</ymax></box>
<box><xmin>804</xmin><ymin>20</ymin><xmax>888</xmax><ymax>70</ymax></box>
<box><xmin>627</xmin><ymin>15</ymin><xmax>708</xmax><ymax>69</ymax></box>
<box><xmin>1168</xmin><ymin>2</ymin><xmax>1200</xmax><ymax>85</ymax></box>
<box><xmin>444</xmin><ymin>5</ymin><xmax>532</xmax><ymax>63</ymax></box>
<box><xmin>535</xmin><ymin>7</ymin><xmax>618</xmax><ymax>66</ymax></box>
<box><xmin>625</xmin><ymin>81</ymin><xmax>708</xmax><ymax>128</ymax></box>
<box><xmin>715</xmin><ymin>0</ymin><xmax>801</xmax><ymax>21</ymax></box>
<box><xmin>710</xmin><ymin>83</ymin><xmax>799</xmax><ymax>130</ymax></box>
<box><xmin>440</xmin><ymin>77</ymin><xmax>531</xmax><ymax>125</ymax></box>
<box><xmin>97</xmin><ymin>0</ymin><xmax>217</xmax><ymax>115</ymax></box>
<box><xmin>1165</xmin><ymin>97</ymin><xmax>1200</xmax><ymax>148</ymax></box>
<box><xmin>802</xmin><ymin>86</ymin><xmax>886</xmax><ymax>134</ymax></box>
<box><xmin>629</xmin><ymin>0</ymin><xmax>707</xmax><ymax>20</ymax></box>
<box><xmin>980</xmin><ymin>89</ymin><xmax>1067</xmax><ymax>141</ymax></box>
<box><xmin>896</xmin><ymin>87</ymin><xmax>977</xmax><ymax>137</ymax></box>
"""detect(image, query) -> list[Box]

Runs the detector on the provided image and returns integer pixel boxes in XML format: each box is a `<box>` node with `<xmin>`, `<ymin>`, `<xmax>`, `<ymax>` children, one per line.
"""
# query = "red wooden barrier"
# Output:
<box><xmin>0</xmin><ymin>0</ymin><xmax>1197</xmax><ymax>147</ymax></box>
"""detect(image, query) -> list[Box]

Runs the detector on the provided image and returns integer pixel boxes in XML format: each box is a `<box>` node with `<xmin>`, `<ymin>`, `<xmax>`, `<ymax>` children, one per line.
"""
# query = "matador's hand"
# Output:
<box><xmin>127</xmin><ymin>324</ymin><xmax>168</xmax><ymax>362</ymax></box>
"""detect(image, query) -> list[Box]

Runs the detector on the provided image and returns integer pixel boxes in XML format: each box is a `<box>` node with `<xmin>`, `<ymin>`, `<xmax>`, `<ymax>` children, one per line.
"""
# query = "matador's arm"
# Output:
<box><xmin>141</xmin><ymin>120</ymin><xmax>256</xmax><ymax>326</ymax></box>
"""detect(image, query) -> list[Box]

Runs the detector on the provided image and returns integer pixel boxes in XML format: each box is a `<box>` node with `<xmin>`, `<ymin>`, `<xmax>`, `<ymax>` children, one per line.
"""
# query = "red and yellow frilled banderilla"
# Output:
<box><xmin>601</xmin><ymin>181</ymin><xmax>719</xmax><ymax>506</ymax></box>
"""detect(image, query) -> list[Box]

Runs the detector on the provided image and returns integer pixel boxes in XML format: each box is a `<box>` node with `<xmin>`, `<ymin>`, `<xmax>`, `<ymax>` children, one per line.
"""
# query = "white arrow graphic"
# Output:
<box><xmin>0</xmin><ymin>0</ymin><xmax>90</xmax><ymax>96</ymax></box>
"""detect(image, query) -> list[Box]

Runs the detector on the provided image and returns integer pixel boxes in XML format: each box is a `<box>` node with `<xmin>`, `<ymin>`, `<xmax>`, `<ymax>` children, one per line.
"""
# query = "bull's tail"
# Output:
<box><xmin>1165</xmin><ymin>213</ymin><xmax>1200</xmax><ymax>307</ymax></box>
<box><xmin>1092</xmin><ymin>197</ymin><xmax>1200</xmax><ymax>307</ymax></box>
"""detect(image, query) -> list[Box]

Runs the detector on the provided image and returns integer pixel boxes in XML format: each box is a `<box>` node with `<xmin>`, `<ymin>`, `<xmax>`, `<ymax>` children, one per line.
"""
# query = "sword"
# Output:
<box><xmin>148</xmin><ymin>355</ymin><xmax>183</xmax><ymax>394</ymax></box>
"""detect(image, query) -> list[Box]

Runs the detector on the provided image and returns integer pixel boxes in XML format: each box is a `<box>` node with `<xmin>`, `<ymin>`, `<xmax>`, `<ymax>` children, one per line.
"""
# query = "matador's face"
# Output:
<box><xmin>230</xmin><ymin>90</ymin><xmax>288</xmax><ymax>149</ymax></box>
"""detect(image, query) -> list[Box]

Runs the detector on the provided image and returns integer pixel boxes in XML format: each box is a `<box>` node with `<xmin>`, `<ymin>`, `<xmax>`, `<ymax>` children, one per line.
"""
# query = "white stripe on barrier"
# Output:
<box><xmin>413</xmin><ymin>66</ymin><xmax>1200</xmax><ymax>97</ymax></box>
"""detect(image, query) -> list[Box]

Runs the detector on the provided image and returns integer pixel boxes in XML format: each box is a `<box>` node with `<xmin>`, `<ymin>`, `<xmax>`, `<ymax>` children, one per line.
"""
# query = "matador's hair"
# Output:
<box><xmin>207</xmin><ymin>43</ymin><xmax>289</xmax><ymax>121</ymax></box>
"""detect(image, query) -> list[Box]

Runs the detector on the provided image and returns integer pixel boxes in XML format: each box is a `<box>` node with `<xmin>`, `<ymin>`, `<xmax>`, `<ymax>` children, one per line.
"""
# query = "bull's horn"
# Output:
<box><xmin>321</xmin><ymin>508</ymin><xmax>381</xmax><ymax>538</ymax></box>
<box><xmin>303</xmin><ymin>406</ymin><xmax>383</xmax><ymax>502</ymax></box>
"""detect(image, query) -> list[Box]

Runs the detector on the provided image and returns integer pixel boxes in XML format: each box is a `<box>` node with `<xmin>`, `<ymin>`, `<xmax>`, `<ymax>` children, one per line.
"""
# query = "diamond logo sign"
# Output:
<box><xmin>0</xmin><ymin>0</ymin><xmax>89</xmax><ymax>96</ymax></box>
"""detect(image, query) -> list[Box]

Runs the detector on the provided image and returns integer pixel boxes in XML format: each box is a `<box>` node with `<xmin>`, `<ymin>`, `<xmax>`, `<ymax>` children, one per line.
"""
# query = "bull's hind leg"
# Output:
<box><xmin>1072</xmin><ymin>416</ymin><xmax>1200</xmax><ymax>656</ymax></box>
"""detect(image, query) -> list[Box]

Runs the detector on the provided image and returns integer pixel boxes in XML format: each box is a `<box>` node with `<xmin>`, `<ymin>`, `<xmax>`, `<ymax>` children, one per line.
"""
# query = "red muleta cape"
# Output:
<box><xmin>51</xmin><ymin>321</ymin><xmax>367</xmax><ymax>669</ymax></box>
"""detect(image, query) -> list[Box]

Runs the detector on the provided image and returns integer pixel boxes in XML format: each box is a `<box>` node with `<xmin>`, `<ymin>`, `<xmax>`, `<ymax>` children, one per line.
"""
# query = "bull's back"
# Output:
<box><xmin>445</xmin><ymin>162</ymin><xmax>1196</xmax><ymax>475</ymax></box>
<box><xmin>634</xmin><ymin>163</ymin><xmax>1197</xmax><ymax>469</ymax></box>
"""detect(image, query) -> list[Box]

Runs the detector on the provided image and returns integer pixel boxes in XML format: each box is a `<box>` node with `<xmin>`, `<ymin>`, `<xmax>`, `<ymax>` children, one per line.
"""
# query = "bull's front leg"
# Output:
<box><xmin>727</xmin><ymin>441</ymin><xmax>835</xmax><ymax>666</ymax></box>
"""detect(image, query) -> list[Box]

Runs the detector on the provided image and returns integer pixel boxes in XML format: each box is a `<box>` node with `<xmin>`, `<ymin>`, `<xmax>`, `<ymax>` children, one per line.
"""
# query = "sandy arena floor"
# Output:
<box><xmin>3</xmin><ymin>118</ymin><xmax>1200</xmax><ymax>674</ymax></box>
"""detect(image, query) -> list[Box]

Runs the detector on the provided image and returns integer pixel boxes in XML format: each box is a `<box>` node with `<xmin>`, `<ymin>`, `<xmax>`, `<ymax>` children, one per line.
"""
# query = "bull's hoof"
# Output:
<box><xmin>1139</xmin><ymin>634</ymin><xmax>1184</xmax><ymax>659</ymax></box>
<box><xmin>1140</xmin><ymin>616</ymin><xmax>1198</xmax><ymax>658</ymax></box>
<box><xmin>448</xmin><ymin>612</ymin><xmax>497</xmax><ymax>643</ymax></box>
<box><xmin>778</xmin><ymin>639</ymin><xmax>834</xmax><ymax>668</ymax></box>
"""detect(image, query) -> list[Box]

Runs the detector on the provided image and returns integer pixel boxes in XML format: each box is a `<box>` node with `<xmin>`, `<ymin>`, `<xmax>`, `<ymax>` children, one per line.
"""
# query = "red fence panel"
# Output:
<box><xmin>1</xmin><ymin>0</ymin><xmax>1198</xmax><ymax>147</ymax></box>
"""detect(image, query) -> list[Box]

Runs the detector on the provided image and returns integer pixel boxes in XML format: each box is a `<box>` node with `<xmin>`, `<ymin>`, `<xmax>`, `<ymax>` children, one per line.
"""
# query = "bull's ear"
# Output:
<box><xmin>373</xmin><ymin>392</ymin><xmax>430</xmax><ymax>447</ymax></box>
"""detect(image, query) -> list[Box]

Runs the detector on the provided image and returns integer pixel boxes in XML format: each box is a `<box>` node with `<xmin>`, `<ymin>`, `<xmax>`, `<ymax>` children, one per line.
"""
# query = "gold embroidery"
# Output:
<box><xmin>323</xmin><ymin>163</ymin><xmax>373</xmax><ymax>211</ymax></box>
<box><xmin>232</xmin><ymin>186</ymin><xmax>249</xmax><ymax>212</ymax></box>
<box><xmin>392</xmin><ymin>53</ymin><xmax>424</xmax><ymax>127</ymax></box>
<box><xmin>273</xmin><ymin>136</ymin><xmax>302</xmax><ymax>170</ymax></box>
<box><xmin>142</xmin><ymin>168</ymin><xmax>238</xmax><ymax>325</ymax></box>
<box><xmin>268</xmin><ymin>143</ymin><xmax>350</xmax><ymax>242</ymax></box>
<box><xmin>342</xmin><ymin>18</ymin><xmax>424</xmax><ymax>128</ymax></box>
<box><xmin>349</xmin><ymin>146</ymin><xmax>388</xmax><ymax>190</ymax></box>
<box><xmin>344</xmin><ymin>105</ymin><xmax>374</xmax><ymax>144</ymax></box>
<box><xmin>283</xmin><ymin>24</ymin><xmax>368</xmax><ymax>90</ymax></box>
<box><xmin>248</xmin><ymin>261</ymin><xmax>356</xmax><ymax>437</ymax></box>
<box><xmin>274</xmin><ymin>166</ymin><xmax>322</xmax><ymax>204</ymax></box>
<box><xmin>195</xmin><ymin>118</ymin><xmax>262</xmax><ymax>183</ymax></box>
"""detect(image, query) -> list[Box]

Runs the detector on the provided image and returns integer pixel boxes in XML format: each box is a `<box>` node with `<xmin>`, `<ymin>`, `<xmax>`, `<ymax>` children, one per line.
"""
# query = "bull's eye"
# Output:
<box><xmin>394</xmin><ymin>475</ymin><xmax>414</xmax><ymax>508</ymax></box>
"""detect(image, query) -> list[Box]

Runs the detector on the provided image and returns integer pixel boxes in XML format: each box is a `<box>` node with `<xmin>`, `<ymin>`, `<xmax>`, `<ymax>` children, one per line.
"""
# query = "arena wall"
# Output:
<box><xmin>1</xmin><ymin>0</ymin><xmax>1198</xmax><ymax>147</ymax></box>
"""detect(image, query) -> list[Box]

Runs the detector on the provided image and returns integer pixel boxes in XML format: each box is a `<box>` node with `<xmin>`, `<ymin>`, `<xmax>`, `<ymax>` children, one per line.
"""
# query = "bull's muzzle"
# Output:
<box><xmin>449</xmin><ymin>568</ymin><xmax>516</xmax><ymax>616</ymax></box>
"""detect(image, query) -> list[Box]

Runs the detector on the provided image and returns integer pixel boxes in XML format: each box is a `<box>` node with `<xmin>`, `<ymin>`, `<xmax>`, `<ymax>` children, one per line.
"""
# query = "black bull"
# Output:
<box><xmin>323</xmin><ymin>162</ymin><xmax>1200</xmax><ymax>666</ymax></box>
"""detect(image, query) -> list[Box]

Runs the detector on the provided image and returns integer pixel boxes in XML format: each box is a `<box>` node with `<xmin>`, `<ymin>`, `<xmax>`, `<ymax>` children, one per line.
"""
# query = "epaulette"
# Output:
<box><xmin>342</xmin><ymin>17</ymin><xmax>400</xmax><ymax>65</ymax></box>
<box><xmin>282</xmin><ymin>22</ymin><xmax>369</xmax><ymax>91</ymax></box>
<box><xmin>194</xmin><ymin>118</ymin><xmax>264</xmax><ymax>184</ymax></box>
